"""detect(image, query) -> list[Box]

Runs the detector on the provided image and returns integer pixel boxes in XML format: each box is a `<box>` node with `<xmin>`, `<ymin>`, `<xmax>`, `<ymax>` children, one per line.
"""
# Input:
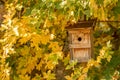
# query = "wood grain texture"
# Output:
<box><xmin>68</xmin><ymin>28</ymin><xmax>92</xmax><ymax>62</ymax></box>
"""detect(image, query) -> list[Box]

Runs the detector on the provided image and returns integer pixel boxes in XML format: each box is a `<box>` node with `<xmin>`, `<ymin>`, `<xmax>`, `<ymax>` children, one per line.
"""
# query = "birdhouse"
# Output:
<box><xmin>66</xmin><ymin>20</ymin><xmax>96</xmax><ymax>62</ymax></box>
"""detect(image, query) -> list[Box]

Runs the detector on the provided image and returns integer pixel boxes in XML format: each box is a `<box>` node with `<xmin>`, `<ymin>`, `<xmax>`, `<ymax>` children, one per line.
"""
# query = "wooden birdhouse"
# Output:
<box><xmin>66</xmin><ymin>20</ymin><xmax>96</xmax><ymax>62</ymax></box>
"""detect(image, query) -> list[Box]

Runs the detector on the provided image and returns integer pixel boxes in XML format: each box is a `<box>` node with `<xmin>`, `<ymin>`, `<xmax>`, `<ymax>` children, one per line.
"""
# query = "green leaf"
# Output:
<box><xmin>95</xmin><ymin>0</ymin><xmax>103</xmax><ymax>6</ymax></box>
<box><xmin>24</xmin><ymin>8</ymin><xmax>32</xmax><ymax>16</ymax></box>
<box><xmin>66</xmin><ymin>60</ymin><xmax>77</xmax><ymax>70</ymax></box>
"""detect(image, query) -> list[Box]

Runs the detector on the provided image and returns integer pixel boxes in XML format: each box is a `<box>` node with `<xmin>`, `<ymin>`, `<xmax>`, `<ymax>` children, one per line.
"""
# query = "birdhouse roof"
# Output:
<box><xmin>66</xmin><ymin>19</ymin><xmax>97</xmax><ymax>29</ymax></box>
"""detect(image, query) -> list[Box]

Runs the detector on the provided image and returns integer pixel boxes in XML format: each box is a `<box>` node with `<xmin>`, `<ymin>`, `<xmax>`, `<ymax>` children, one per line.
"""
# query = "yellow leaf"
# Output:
<box><xmin>30</xmin><ymin>34</ymin><xmax>41</xmax><ymax>49</ymax></box>
<box><xmin>19</xmin><ymin>35</ymin><xmax>31</xmax><ymax>45</ymax></box>
<box><xmin>20</xmin><ymin>46</ymin><xmax>30</xmax><ymax>56</ymax></box>
<box><xmin>107</xmin><ymin>55</ymin><xmax>112</xmax><ymax>62</ymax></box>
<box><xmin>65</xmin><ymin>75</ymin><xmax>72</xmax><ymax>80</ymax></box>
<box><xmin>36</xmin><ymin>60</ymin><xmax>43</xmax><ymax>70</ymax></box>
<box><xmin>49</xmin><ymin>42</ymin><xmax>62</xmax><ymax>52</ymax></box>
<box><xmin>19</xmin><ymin>74</ymin><xmax>30</xmax><ymax>80</ymax></box>
<box><xmin>40</xmin><ymin>34</ymin><xmax>50</xmax><ymax>44</ymax></box>
<box><xmin>78</xmin><ymin>74</ymin><xmax>87</xmax><ymax>80</ymax></box>
<box><xmin>82</xmin><ymin>68</ymin><xmax>88</xmax><ymax>73</ymax></box>
<box><xmin>45</xmin><ymin>61</ymin><xmax>55</xmax><ymax>70</ymax></box>
<box><xmin>43</xmin><ymin>70</ymin><xmax>56</xmax><ymax>80</ymax></box>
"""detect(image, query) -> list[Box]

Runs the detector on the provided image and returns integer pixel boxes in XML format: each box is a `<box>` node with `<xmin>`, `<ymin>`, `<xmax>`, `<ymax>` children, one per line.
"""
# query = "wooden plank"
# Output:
<box><xmin>68</xmin><ymin>28</ymin><xmax>91</xmax><ymax>34</ymax></box>
<box><xmin>72</xmin><ymin>48</ymin><xmax>91</xmax><ymax>62</ymax></box>
<box><xmin>69</xmin><ymin>44</ymin><xmax>91</xmax><ymax>48</ymax></box>
<box><xmin>90</xmin><ymin>29</ymin><xmax>94</xmax><ymax>58</ymax></box>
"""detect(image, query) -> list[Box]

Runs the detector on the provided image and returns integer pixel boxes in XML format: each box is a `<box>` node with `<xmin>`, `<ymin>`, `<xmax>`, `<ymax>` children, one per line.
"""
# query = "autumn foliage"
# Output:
<box><xmin>0</xmin><ymin>0</ymin><xmax>120</xmax><ymax>80</ymax></box>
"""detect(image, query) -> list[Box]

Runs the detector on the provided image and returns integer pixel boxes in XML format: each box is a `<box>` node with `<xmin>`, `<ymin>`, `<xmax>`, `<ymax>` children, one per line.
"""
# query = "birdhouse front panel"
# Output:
<box><xmin>69</xmin><ymin>28</ymin><xmax>91</xmax><ymax>44</ymax></box>
<box><xmin>73</xmin><ymin>48</ymin><xmax>91</xmax><ymax>62</ymax></box>
<box><xmin>68</xmin><ymin>28</ymin><xmax>92</xmax><ymax>62</ymax></box>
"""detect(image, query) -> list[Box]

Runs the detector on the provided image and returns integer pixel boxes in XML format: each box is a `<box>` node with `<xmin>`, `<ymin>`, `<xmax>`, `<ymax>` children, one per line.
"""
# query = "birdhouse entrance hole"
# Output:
<box><xmin>78</xmin><ymin>37</ymin><xmax>82</xmax><ymax>41</ymax></box>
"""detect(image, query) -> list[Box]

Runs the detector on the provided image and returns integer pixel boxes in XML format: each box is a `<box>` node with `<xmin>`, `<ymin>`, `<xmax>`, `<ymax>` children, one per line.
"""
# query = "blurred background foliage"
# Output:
<box><xmin>0</xmin><ymin>0</ymin><xmax>120</xmax><ymax>80</ymax></box>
